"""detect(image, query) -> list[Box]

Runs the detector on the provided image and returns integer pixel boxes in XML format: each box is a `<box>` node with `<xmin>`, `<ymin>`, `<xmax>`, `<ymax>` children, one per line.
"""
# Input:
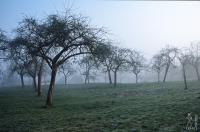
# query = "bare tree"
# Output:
<box><xmin>111</xmin><ymin>47</ymin><xmax>130</xmax><ymax>86</ymax></box>
<box><xmin>189</xmin><ymin>42</ymin><xmax>200</xmax><ymax>81</ymax></box>
<box><xmin>25</xmin><ymin>56</ymin><xmax>39</xmax><ymax>91</ymax></box>
<box><xmin>59</xmin><ymin>61</ymin><xmax>75</xmax><ymax>85</ymax></box>
<box><xmin>127</xmin><ymin>50</ymin><xmax>146</xmax><ymax>83</ymax></box>
<box><xmin>151</xmin><ymin>54</ymin><xmax>164</xmax><ymax>82</ymax></box>
<box><xmin>18</xmin><ymin>13</ymin><xmax>107</xmax><ymax>106</ymax></box>
<box><xmin>7</xmin><ymin>37</ymin><xmax>29</xmax><ymax>88</ymax></box>
<box><xmin>177</xmin><ymin>48</ymin><xmax>190</xmax><ymax>90</ymax></box>
<box><xmin>160</xmin><ymin>45</ymin><xmax>178</xmax><ymax>82</ymax></box>
<box><xmin>96</xmin><ymin>43</ymin><xmax>114</xmax><ymax>84</ymax></box>
<box><xmin>79</xmin><ymin>55</ymin><xmax>98</xmax><ymax>84</ymax></box>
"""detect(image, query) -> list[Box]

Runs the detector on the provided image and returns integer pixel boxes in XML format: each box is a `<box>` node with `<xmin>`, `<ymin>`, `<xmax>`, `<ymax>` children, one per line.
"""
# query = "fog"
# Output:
<box><xmin>1</xmin><ymin>0</ymin><xmax>200</xmax><ymax>86</ymax></box>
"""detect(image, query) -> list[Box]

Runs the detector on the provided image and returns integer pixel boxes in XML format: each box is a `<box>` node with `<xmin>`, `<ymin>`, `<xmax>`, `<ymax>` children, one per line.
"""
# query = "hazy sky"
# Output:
<box><xmin>1</xmin><ymin>0</ymin><xmax>200</xmax><ymax>58</ymax></box>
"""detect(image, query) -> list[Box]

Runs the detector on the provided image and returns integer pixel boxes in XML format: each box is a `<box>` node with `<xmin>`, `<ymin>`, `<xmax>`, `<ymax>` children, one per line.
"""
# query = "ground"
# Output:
<box><xmin>0</xmin><ymin>81</ymin><xmax>200</xmax><ymax>132</ymax></box>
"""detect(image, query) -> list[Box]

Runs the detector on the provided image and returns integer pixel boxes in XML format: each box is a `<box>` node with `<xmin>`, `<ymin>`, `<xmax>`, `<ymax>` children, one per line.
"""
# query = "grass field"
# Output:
<box><xmin>0</xmin><ymin>82</ymin><xmax>200</xmax><ymax>132</ymax></box>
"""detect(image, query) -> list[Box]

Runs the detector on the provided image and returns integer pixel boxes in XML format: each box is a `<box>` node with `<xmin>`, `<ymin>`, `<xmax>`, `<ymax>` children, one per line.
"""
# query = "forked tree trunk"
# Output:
<box><xmin>108</xmin><ymin>70</ymin><xmax>112</xmax><ymax>84</ymax></box>
<box><xmin>114</xmin><ymin>70</ymin><xmax>117</xmax><ymax>87</ymax></box>
<box><xmin>20</xmin><ymin>74</ymin><xmax>24</xmax><ymax>88</ymax></box>
<box><xmin>182</xmin><ymin>65</ymin><xmax>188</xmax><ymax>90</ymax></box>
<box><xmin>163</xmin><ymin>64</ymin><xmax>170</xmax><ymax>82</ymax></box>
<box><xmin>32</xmin><ymin>76</ymin><xmax>37</xmax><ymax>92</ymax></box>
<box><xmin>195</xmin><ymin>66</ymin><xmax>200</xmax><ymax>81</ymax></box>
<box><xmin>37</xmin><ymin>60</ymin><xmax>43</xmax><ymax>96</ymax></box>
<box><xmin>46</xmin><ymin>66</ymin><xmax>57</xmax><ymax>106</ymax></box>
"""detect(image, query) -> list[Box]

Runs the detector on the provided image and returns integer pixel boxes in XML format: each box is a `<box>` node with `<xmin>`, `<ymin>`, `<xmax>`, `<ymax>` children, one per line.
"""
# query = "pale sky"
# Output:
<box><xmin>1</xmin><ymin>0</ymin><xmax>200</xmax><ymax>58</ymax></box>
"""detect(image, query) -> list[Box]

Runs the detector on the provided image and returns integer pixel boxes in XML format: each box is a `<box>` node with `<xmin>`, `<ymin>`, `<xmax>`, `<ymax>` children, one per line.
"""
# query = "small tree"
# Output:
<box><xmin>79</xmin><ymin>55</ymin><xmax>99</xmax><ymax>84</ymax></box>
<box><xmin>177</xmin><ymin>48</ymin><xmax>190</xmax><ymax>90</ymax></box>
<box><xmin>160</xmin><ymin>45</ymin><xmax>178</xmax><ymax>82</ymax></box>
<box><xmin>127</xmin><ymin>50</ymin><xmax>146</xmax><ymax>83</ymax></box>
<box><xmin>59</xmin><ymin>61</ymin><xmax>75</xmax><ymax>85</ymax></box>
<box><xmin>111</xmin><ymin>47</ymin><xmax>130</xmax><ymax>86</ymax></box>
<box><xmin>7</xmin><ymin>37</ymin><xmax>28</xmax><ymax>88</ymax></box>
<box><xmin>151</xmin><ymin>54</ymin><xmax>164</xmax><ymax>82</ymax></box>
<box><xmin>96</xmin><ymin>43</ymin><xmax>114</xmax><ymax>84</ymax></box>
<box><xmin>189</xmin><ymin>42</ymin><xmax>200</xmax><ymax>81</ymax></box>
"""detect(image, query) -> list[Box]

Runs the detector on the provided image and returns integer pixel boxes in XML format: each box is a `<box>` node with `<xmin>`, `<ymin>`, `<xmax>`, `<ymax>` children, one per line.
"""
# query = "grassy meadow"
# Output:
<box><xmin>0</xmin><ymin>82</ymin><xmax>200</xmax><ymax>132</ymax></box>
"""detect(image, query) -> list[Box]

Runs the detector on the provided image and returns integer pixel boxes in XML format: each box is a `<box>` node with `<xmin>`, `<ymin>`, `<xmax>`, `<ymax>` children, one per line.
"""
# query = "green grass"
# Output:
<box><xmin>0</xmin><ymin>81</ymin><xmax>200</xmax><ymax>132</ymax></box>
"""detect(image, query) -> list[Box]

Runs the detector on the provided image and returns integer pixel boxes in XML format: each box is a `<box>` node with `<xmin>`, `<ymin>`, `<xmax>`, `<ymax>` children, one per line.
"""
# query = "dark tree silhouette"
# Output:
<box><xmin>127</xmin><ymin>50</ymin><xmax>146</xmax><ymax>84</ymax></box>
<box><xmin>17</xmin><ymin>12</ymin><xmax>107</xmax><ymax>106</ymax></box>
<box><xmin>189</xmin><ymin>43</ymin><xmax>200</xmax><ymax>81</ymax></box>
<box><xmin>151</xmin><ymin>54</ymin><xmax>164</xmax><ymax>82</ymax></box>
<box><xmin>111</xmin><ymin>47</ymin><xmax>130</xmax><ymax>86</ymax></box>
<box><xmin>160</xmin><ymin>46</ymin><xmax>178</xmax><ymax>82</ymax></box>
<box><xmin>178</xmin><ymin>48</ymin><xmax>190</xmax><ymax>90</ymax></box>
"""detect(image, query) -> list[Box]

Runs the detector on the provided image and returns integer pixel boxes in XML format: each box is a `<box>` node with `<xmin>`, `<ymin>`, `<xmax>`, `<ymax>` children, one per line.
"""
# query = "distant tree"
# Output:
<box><xmin>127</xmin><ymin>50</ymin><xmax>146</xmax><ymax>83</ymax></box>
<box><xmin>7</xmin><ymin>37</ymin><xmax>28</xmax><ymax>88</ymax></box>
<box><xmin>18</xmin><ymin>12</ymin><xmax>107</xmax><ymax>106</ymax></box>
<box><xmin>25</xmin><ymin>56</ymin><xmax>39</xmax><ymax>91</ymax></box>
<box><xmin>177</xmin><ymin>48</ymin><xmax>190</xmax><ymax>90</ymax></box>
<box><xmin>96</xmin><ymin>43</ymin><xmax>114</xmax><ymax>84</ymax></box>
<box><xmin>79</xmin><ymin>55</ymin><xmax>98</xmax><ymax>84</ymax></box>
<box><xmin>59</xmin><ymin>61</ymin><xmax>75</xmax><ymax>85</ymax></box>
<box><xmin>151</xmin><ymin>54</ymin><xmax>164</xmax><ymax>82</ymax></box>
<box><xmin>160</xmin><ymin>46</ymin><xmax>178</xmax><ymax>82</ymax></box>
<box><xmin>111</xmin><ymin>47</ymin><xmax>130</xmax><ymax>86</ymax></box>
<box><xmin>0</xmin><ymin>29</ymin><xmax>8</xmax><ymax>59</ymax></box>
<box><xmin>188</xmin><ymin>42</ymin><xmax>200</xmax><ymax>81</ymax></box>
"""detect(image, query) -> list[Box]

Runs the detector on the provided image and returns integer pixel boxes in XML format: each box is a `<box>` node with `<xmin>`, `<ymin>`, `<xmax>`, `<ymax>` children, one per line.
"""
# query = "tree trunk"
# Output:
<box><xmin>163</xmin><ymin>64</ymin><xmax>170</xmax><ymax>82</ymax></box>
<box><xmin>20</xmin><ymin>74</ymin><xmax>24</xmax><ymax>88</ymax></box>
<box><xmin>195</xmin><ymin>66</ymin><xmax>200</xmax><ymax>81</ymax></box>
<box><xmin>182</xmin><ymin>65</ymin><xmax>188</xmax><ymax>90</ymax></box>
<box><xmin>64</xmin><ymin>75</ymin><xmax>67</xmax><ymax>85</ymax></box>
<box><xmin>46</xmin><ymin>66</ymin><xmax>57</xmax><ymax>106</ymax></box>
<box><xmin>32</xmin><ymin>76</ymin><xmax>37</xmax><ymax>92</ymax></box>
<box><xmin>157</xmin><ymin>72</ymin><xmax>160</xmax><ymax>83</ymax></box>
<box><xmin>84</xmin><ymin>75</ymin><xmax>87</xmax><ymax>84</ymax></box>
<box><xmin>37</xmin><ymin>61</ymin><xmax>43</xmax><ymax>96</ymax></box>
<box><xmin>108</xmin><ymin>70</ymin><xmax>112</xmax><ymax>84</ymax></box>
<box><xmin>114</xmin><ymin>70</ymin><xmax>117</xmax><ymax>87</ymax></box>
<box><xmin>135</xmin><ymin>74</ymin><xmax>138</xmax><ymax>84</ymax></box>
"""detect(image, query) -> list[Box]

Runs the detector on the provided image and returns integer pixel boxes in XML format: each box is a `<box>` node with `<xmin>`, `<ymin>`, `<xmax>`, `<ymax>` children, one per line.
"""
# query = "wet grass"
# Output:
<box><xmin>0</xmin><ymin>81</ymin><xmax>200</xmax><ymax>132</ymax></box>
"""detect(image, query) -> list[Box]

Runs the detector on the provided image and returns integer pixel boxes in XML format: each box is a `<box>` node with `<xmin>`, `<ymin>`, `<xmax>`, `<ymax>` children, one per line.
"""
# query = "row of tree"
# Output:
<box><xmin>0</xmin><ymin>11</ymin><xmax>200</xmax><ymax>106</ymax></box>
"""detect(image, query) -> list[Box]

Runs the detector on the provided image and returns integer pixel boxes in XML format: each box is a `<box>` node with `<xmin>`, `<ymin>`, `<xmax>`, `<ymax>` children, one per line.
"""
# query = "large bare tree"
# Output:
<box><xmin>17</xmin><ymin>13</ymin><xmax>107</xmax><ymax>106</ymax></box>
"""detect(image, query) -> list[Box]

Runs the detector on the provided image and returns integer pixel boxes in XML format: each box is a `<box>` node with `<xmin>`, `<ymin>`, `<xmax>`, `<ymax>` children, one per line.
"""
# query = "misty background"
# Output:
<box><xmin>0</xmin><ymin>0</ymin><xmax>200</xmax><ymax>86</ymax></box>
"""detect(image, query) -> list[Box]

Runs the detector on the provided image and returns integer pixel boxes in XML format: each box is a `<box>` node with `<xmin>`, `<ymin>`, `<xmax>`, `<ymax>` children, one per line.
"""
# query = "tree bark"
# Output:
<box><xmin>64</xmin><ymin>75</ymin><xmax>67</xmax><ymax>85</ymax></box>
<box><xmin>46</xmin><ymin>66</ymin><xmax>57</xmax><ymax>106</ymax></box>
<box><xmin>37</xmin><ymin>60</ymin><xmax>43</xmax><ymax>96</ymax></box>
<box><xmin>157</xmin><ymin>72</ymin><xmax>160</xmax><ymax>83</ymax></box>
<box><xmin>163</xmin><ymin>64</ymin><xmax>170</xmax><ymax>82</ymax></box>
<box><xmin>182</xmin><ymin>65</ymin><xmax>188</xmax><ymax>90</ymax></box>
<box><xmin>32</xmin><ymin>76</ymin><xmax>37</xmax><ymax>92</ymax></box>
<box><xmin>108</xmin><ymin>70</ymin><xmax>112</xmax><ymax>84</ymax></box>
<box><xmin>135</xmin><ymin>74</ymin><xmax>138</xmax><ymax>84</ymax></box>
<box><xmin>114</xmin><ymin>70</ymin><xmax>117</xmax><ymax>87</ymax></box>
<box><xmin>195</xmin><ymin>65</ymin><xmax>200</xmax><ymax>81</ymax></box>
<box><xmin>20</xmin><ymin>74</ymin><xmax>24</xmax><ymax>88</ymax></box>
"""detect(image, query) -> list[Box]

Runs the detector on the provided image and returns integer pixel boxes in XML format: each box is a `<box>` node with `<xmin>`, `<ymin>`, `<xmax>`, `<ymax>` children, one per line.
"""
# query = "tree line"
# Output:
<box><xmin>0</xmin><ymin>11</ymin><xmax>200</xmax><ymax>107</ymax></box>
